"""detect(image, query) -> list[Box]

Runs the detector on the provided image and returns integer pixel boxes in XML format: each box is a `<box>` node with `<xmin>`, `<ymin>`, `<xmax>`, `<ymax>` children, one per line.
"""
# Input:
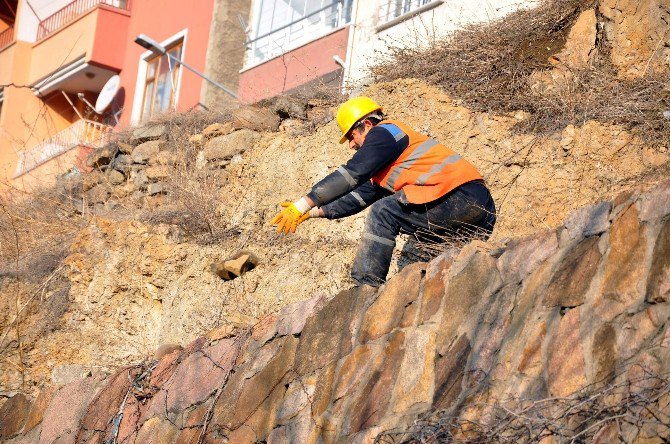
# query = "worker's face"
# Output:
<box><xmin>347</xmin><ymin>120</ymin><xmax>373</xmax><ymax>150</ymax></box>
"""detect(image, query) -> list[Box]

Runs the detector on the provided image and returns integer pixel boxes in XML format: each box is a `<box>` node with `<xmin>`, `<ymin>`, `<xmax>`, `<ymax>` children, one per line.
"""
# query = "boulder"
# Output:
<box><xmin>131</xmin><ymin>124</ymin><xmax>167</xmax><ymax>143</ymax></box>
<box><xmin>270</xmin><ymin>95</ymin><xmax>308</xmax><ymax>119</ymax></box>
<box><xmin>232</xmin><ymin>106</ymin><xmax>281</xmax><ymax>132</ymax></box>
<box><xmin>110</xmin><ymin>154</ymin><xmax>132</xmax><ymax>174</ymax></box>
<box><xmin>0</xmin><ymin>393</ymin><xmax>32</xmax><ymax>440</ymax></box>
<box><xmin>86</xmin><ymin>143</ymin><xmax>118</xmax><ymax>169</ymax></box>
<box><xmin>145</xmin><ymin>166</ymin><xmax>170</xmax><ymax>181</ymax></box>
<box><xmin>202</xmin><ymin>122</ymin><xmax>234</xmax><ymax>139</ymax></box>
<box><xmin>204</xmin><ymin>129</ymin><xmax>261</xmax><ymax>161</ymax></box>
<box><xmin>131</xmin><ymin>140</ymin><xmax>163</xmax><ymax>164</ymax></box>
<box><xmin>147</xmin><ymin>182</ymin><xmax>165</xmax><ymax>196</ymax></box>
<box><xmin>105</xmin><ymin>169</ymin><xmax>125</xmax><ymax>185</ymax></box>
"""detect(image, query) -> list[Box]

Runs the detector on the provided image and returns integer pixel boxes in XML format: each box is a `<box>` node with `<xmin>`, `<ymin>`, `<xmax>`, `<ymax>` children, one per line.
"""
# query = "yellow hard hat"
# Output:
<box><xmin>336</xmin><ymin>97</ymin><xmax>382</xmax><ymax>143</ymax></box>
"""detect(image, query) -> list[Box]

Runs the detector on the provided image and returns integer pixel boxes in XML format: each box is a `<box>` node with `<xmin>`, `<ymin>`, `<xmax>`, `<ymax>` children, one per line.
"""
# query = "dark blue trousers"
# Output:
<box><xmin>351</xmin><ymin>180</ymin><xmax>496</xmax><ymax>286</ymax></box>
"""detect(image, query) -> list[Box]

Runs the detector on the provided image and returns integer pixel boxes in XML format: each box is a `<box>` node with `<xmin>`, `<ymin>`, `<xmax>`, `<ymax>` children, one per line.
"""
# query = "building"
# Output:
<box><xmin>0</xmin><ymin>0</ymin><xmax>249</xmax><ymax>190</ymax></box>
<box><xmin>237</xmin><ymin>0</ymin><xmax>534</xmax><ymax>103</ymax></box>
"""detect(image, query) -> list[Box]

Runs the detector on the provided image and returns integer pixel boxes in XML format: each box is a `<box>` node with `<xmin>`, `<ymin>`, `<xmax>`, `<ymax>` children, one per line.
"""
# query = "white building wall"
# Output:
<box><xmin>344</xmin><ymin>0</ymin><xmax>538</xmax><ymax>87</ymax></box>
<box><xmin>17</xmin><ymin>0</ymin><xmax>74</xmax><ymax>42</ymax></box>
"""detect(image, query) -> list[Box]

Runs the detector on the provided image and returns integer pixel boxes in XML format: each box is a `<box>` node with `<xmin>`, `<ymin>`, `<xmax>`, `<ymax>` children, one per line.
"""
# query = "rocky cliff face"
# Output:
<box><xmin>3</xmin><ymin>179</ymin><xmax>668</xmax><ymax>443</ymax></box>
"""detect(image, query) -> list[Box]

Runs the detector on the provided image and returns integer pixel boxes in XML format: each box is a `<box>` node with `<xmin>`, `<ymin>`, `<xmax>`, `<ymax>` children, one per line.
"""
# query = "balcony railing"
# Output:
<box><xmin>378</xmin><ymin>0</ymin><xmax>435</xmax><ymax>24</ymax></box>
<box><xmin>14</xmin><ymin>119</ymin><xmax>112</xmax><ymax>178</ymax></box>
<box><xmin>246</xmin><ymin>0</ymin><xmax>351</xmax><ymax>67</ymax></box>
<box><xmin>0</xmin><ymin>27</ymin><xmax>14</xmax><ymax>51</ymax></box>
<box><xmin>37</xmin><ymin>0</ymin><xmax>129</xmax><ymax>40</ymax></box>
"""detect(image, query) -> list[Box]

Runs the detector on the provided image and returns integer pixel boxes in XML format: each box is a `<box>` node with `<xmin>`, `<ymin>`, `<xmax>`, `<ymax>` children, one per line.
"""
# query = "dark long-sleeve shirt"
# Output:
<box><xmin>306</xmin><ymin>124</ymin><xmax>409</xmax><ymax>219</ymax></box>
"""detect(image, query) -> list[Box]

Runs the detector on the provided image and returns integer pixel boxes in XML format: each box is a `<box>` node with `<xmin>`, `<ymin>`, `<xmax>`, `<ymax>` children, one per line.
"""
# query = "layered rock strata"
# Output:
<box><xmin>3</xmin><ymin>180</ymin><xmax>670</xmax><ymax>443</ymax></box>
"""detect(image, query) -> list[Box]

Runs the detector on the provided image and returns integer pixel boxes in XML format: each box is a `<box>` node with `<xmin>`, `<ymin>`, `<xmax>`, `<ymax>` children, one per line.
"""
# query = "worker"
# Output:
<box><xmin>271</xmin><ymin>97</ymin><xmax>496</xmax><ymax>287</ymax></box>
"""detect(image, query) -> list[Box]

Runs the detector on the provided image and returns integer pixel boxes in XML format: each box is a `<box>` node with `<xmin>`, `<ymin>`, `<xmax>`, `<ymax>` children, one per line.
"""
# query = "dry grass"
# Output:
<box><xmin>377</xmin><ymin>371</ymin><xmax>670</xmax><ymax>443</ymax></box>
<box><xmin>371</xmin><ymin>0</ymin><xmax>670</xmax><ymax>147</ymax></box>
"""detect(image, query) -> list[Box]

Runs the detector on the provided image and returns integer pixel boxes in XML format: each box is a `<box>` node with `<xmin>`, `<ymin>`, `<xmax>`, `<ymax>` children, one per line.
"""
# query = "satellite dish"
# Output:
<box><xmin>95</xmin><ymin>75</ymin><xmax>120</xmax><ymax>114</ymax></box>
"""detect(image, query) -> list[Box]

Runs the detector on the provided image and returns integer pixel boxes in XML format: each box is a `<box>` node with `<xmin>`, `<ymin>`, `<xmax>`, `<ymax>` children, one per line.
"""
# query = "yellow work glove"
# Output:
<box><xmin>271</xmin><ymin>201</ymin><xmax>310</xmax><ymax>234</ymax></box>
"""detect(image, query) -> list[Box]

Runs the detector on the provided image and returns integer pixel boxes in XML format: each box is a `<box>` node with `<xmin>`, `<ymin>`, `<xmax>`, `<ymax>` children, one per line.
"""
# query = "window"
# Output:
<box><xmin>246</xmin><ymin>0</ymin><xmax>352</xmax><ymax>66</ymax></box>
<box><xmin>140</xmin><ymin>41</ymin><xmax>183</xmax><ymax>123</ymax></box>
<box><xmin>378</xmin><ymin>0</ymin><xmax>435</xmax><ymax>24</ymax></box>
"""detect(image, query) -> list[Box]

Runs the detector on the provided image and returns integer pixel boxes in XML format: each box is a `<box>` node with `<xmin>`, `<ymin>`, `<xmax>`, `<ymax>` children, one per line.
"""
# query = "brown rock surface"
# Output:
<box><xmin>548</xmin><ymin>308</ymin><xmax>587</xmax><ymax>397</ymax></box>
<box><xmin>601</xmin><ymin>204</ymin><xmax>647</xmax><ymax>306</ymax></box>
<box><xmin>647</xmin><ymin>217</ymin><xmax>670</xmax><ymax>303</ymax></box>
<box><xmin>543</xmin><ymin>236</ymin><xmax>601</xmax><ymax>307</ymax></box>
<box><xmin>359</xmin><ymin>262</ymin><xmax>425</xmax><ymax>342</ymax></box>
<box><xmin>0</xmin><ymin>393</ymin><xmax>32</xmax><ymax>440</ymax></box>
<box><xmin>600</xmin><ymin>0</ymin><xmax>670</xmax><ymax>78</ymax></box>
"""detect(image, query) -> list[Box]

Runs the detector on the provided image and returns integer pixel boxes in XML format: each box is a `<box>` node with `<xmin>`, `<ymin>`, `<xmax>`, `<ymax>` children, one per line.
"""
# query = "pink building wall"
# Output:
<box><xmin>238</xmin><ymin>27</ymin><xmax>349</xmax><ymax>103</ymax></box>
<box><xmin>117</xmin><ymin>0</ymin><xmax>215</xmax><ymax>127</ymax></box>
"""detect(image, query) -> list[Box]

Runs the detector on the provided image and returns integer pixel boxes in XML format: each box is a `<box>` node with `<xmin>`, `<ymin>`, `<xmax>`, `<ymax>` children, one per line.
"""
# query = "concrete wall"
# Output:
<box><xmin>200</xmin><ymin>0</ymin><xmax>251</xmax><ymax>110</ymax></box>
<box><xmin>345</xmin><ymin>0</ymin><xmax>537</xmax><ymax>86</ymax></box>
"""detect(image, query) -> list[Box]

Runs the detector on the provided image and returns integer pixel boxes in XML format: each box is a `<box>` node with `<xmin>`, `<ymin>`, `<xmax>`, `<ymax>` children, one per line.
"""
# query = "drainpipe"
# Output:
<box><xmin>341</xmin><ymin>0</ymin><xmax>360</xmax><ymax>95</ymax></box>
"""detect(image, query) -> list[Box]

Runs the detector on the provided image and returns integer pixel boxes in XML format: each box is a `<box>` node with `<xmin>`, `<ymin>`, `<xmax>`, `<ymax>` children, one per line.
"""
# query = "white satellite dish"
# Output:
<box><xmin>95</xmin><ymin>75</ymin><xmax>120</xmax><ymax>114</ymax></box>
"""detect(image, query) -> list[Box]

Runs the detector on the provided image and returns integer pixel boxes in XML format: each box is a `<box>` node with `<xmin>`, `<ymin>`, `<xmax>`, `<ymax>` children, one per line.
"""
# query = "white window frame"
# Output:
<box><xmin>244</xmin><ymin>0</ymin><xmax>350</xmax><ymax>68</ymax></box>
<box><xmin>130</xmin><ymin>29</ymin><xmax>188</xmax><ymax>125</ymax></box>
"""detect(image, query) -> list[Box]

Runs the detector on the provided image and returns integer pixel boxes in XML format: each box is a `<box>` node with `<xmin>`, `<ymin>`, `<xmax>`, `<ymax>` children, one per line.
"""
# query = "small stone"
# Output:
<box><xmin>145</xmin><ymin>166</ymin><xmax>170</xmax><ymax>181</ymax></box>
<box><xmin>270</xmin><ymin>95</ymin><xmax>307</xmax><ymax>119</ymax></box>
<box><xmin>111</xmin><ymin>154</ymin><xmax>132</xmax><ymax>174</ymax></box>
<box><xmin>86</xmin><ymin>143</ymin><xmax>118</xmax><ymax>169</ymax></box>
<box><xmin>202</xmin><ymin>122</ymin><xmax>234</xmax><ymax>139</ymax></box>
<box><xmin>82</xmin><ymin>171</ymin><xmax>101</xmax><ymax>191</ymax></box>
<box><xmin>131</xmin><ymin>124</ymin><xmax>166</xmax><ymax>143</ymax></box>
<box><xmin>131</xmin><ymin>140</ymin><xmax>163</xmax><ymax>164</ymax></box>
<box><xmin>189</xmin><ymin>133</ymin><xmax>204</xmax><ymax>146</ymax></box>
<box><xmin>150</xmin><ymin>150</ymin><xmax>178</xmax><ymax>166</ymax></box>
<box><xmin>232</xmin><ymin>105</ymin><xmax>281</xmax><ymax>132</ymax></box>
<box><xmin>147</xmin><ymin>183</ymin><xmax>165</xmax><ymax>196</ymax></box>
<box><xmin>84</xmin><ymin>184</ymin><xmax>111</xmax><ymax>204</ymax></box>
<box><xmin>133</xmin><ymin>169</ymin><xmax>148</xmax><ymax>190</ymax></box>
<box><xmin>204</xmin><ymin>129</ymin><xmax>260</xmax><ymax>161</ymax></box>
<box><xmin>117</xmin><ymin>141</ymin><xmax>134</xmax><ymax>154</ymax></box>
<box><xmin>106</xmin><ymin>169</ymin><xmax>125</xmax><ymax>185</ymax></box>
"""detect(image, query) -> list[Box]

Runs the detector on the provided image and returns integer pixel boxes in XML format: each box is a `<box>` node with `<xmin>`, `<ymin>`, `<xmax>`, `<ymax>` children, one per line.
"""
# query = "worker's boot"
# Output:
<box><xmin>351</xmin><ymin>233</ymin><xmax>395</xmax><ymax>287</ymax></box>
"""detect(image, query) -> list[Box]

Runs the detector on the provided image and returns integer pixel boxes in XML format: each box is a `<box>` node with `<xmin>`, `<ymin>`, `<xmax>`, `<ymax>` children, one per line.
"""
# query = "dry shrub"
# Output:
<box><xmin>371</xmin><ymin>0</ymin><xmax>670</xmax><ymax>147</ymax></box>
<box><xmin>377</xmin><ymin>371</ymin><xmax>670</xmax><ymax>443</ymax></box>
<box><xmin>129</xmin><ymin>109</ymin><xmax>237</xmax><ymax>243</ymax></box>
<box><xmin>0</xmin><ymin>183</ymin><xmax>82</xmax><ymax>283</ymax></box>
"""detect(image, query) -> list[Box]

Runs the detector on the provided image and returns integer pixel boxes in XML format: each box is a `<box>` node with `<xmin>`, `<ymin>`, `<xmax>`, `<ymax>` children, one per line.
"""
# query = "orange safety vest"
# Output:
<box><xmin>371</xmin><ymin>120</ymin><xmax>483</xmax><ymax>204</ymax></box>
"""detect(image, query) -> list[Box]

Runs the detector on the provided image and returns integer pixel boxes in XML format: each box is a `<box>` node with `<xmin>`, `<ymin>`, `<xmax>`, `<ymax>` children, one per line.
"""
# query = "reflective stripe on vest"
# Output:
<box><xmin>372</xmin><ymin>119</ymin><xmax>483</xmax><ymax>204</ymax></box>
<box><xmin>383</xmin><ymin>138</ymin><xmax>439</xmax><ymax>192</ymax></box>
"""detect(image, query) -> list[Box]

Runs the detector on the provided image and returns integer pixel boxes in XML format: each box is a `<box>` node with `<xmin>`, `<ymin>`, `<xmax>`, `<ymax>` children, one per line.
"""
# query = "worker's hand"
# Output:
<box><xmin>271</xmin><ymin>201</ymin><xmax>306</xmax><ymax>234</ymax></box>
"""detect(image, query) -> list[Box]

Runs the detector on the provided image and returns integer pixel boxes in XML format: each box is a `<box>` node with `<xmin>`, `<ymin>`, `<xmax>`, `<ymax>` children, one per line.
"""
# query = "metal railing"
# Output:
<box><xmin>0</xmin><ymin>27</ymin><xmax>14</xmax><ymax>51</ymax></box>
<box><xmin>246</xmin><ymin>0</ymin><xmax>351</xmax><ymax>67</ymax></box>
<box><xmin>37</xmin><ymin>0</ymin><xmax>129</xmax><ymax>40</ymax></box>
<box><xmin>378</xmin><ymin>0</ymin><xmax>435</xmax><ymax>24</ymax></box>
<box><xmin>14</xmin><ymin>119</ymin><xmax>112</xmax><ymax>178</ymax></box>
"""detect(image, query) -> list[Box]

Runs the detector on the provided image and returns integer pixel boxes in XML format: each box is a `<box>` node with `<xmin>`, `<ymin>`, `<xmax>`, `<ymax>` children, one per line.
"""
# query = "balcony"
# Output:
<box><xmin>14</xmin><ymin>119</ymin><xmax>112</xmax><ymax>178</ymax></box>
<box><xmin>0</xmin><ymin>26</ymin><xmax>13</xmax><ymax>51</ymax></box>
<box><xmin>29</xmin><ymin>2</ymin><xmax>130</xmax><ymax>97</ymax></box>
<box><xmin>37</xmin><ymin>0</ymin><xmax>129</xmax><ymax>40</ymax></box>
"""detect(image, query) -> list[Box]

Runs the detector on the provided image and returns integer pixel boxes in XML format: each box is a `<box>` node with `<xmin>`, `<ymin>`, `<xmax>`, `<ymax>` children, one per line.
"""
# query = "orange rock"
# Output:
<box><xmin>548</xmin><ymin>308</ymin><xmax>587</xmax><ymax>397</ymax></box>
<box><xmin>600</xmin><ymin>204</ymin><xmax>646</xmax><ymax>308</ymax></box>
<box><xmin>358</xmin><ymin>262</ymin><xmax>425</xmax><ymax>343</ymax></box>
